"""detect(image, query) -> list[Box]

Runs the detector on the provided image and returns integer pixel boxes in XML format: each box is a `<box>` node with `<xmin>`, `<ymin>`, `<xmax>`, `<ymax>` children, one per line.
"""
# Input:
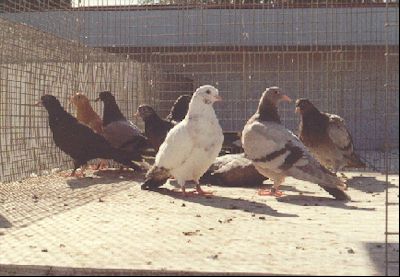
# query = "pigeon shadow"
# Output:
<box><xmin>153</xmin><ymin>188</ymin><xmax>298</xmax><ymax>218</ymax></box>
<box><xmin>66</xmin><ymin>169</ymin><xmax>143</xmax><ymax>189</ymax></box>
<box><xmin>364</xmin><ymin>242</ymin><xmax>399</xmax><ymax>276</ymax></box>
<box><xmin>346</xmin><ymin>176</ymin><xmax>397</xmax><ymax>193</ymax></box>
<box><xmin>0</xmin><ymin>214</ymin><xmax>12</xmax><ymax>228</ymax></box>
<box><xmin>207</xmin><ymin>180</ymin><xmax>316</xmax><ymax>195</ymax></box>
<box><xmin>277</xmin><ymin>195</ymin><xmax>376</xmax><ymax>211</ymax></box>
<box><xmin>263</xmin><ymin>183</ymin><xmax>317</xmax><ymax>195</ymax></box>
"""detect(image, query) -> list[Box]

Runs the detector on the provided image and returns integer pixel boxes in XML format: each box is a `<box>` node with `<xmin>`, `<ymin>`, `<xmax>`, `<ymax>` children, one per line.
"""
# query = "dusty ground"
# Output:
<box><xmin>0</xmin><ymin>170</ymin><xmax>399</xmax><ymax>276</ymax></box>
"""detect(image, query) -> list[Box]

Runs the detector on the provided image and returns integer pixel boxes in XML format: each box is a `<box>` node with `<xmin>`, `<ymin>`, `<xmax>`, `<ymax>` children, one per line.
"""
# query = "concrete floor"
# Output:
<box><xmin>0</xmin><ymin>170</ymin><xmax>398</xmax><ymax>276</ymax></box>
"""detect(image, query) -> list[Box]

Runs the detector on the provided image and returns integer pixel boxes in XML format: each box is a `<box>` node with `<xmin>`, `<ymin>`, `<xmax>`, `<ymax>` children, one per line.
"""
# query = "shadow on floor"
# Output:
<box><xmin>2</xmin><ymin>170</ymin><xmax>141</xmax><ymax>230</ymax></box>
<box><xmin>365</xmin><ymin>242</ymin><xmax>399</xmax><ymax>276</ymax></box>
<box><xmin>0</xmin><ymin>213</ymin><xmax>12</xmax><ymax>228</ymax></box>
<box><xmin>154</xmin><ymin>188</ymin><xmax>298</xmax><ymax>218</ymax></box>
<box><xmin>66</xmin><ymin>170</ymin><xmax>144</xmax><ymax>189</ymax></box>
<box><xmin>277</xmin><ymin>194</ymin><xmax>376</xmax><ymax>211</ymax></box>
<box><xmin>346</xmin><ymin>176</ymin><xmax>397</xmax><ymax>193</ymax></box>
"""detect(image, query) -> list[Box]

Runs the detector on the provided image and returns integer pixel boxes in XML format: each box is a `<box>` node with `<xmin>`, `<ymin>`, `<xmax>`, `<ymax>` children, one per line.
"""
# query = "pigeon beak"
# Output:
<box><xmin>133</xmin><ymin>111</ymin><xmax>139</xmax><ymax>117</ymax></box>
<box><xmin>35</xmin><ymin>100</ymin><xmax>43</xmax><ymax>107</ymax></box>
<box><xmin>280</xmin><ymin>94</ymin><xmax>292</xmax><ymax>103</ymax></box>
<box><xmin>214</xmin><ymin>95</ymin><xmax>223</xmax><ymax>102</ymax></box>
<box><xmin>94</xmin><ymin>97</ymin><xmax>100</xmax><ymax>102</ymax></box>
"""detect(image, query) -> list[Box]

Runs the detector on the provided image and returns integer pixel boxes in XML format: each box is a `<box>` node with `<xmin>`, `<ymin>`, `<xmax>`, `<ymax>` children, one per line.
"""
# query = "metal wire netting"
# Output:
<box><xmin>0</xmin><ymin>0</ymin><xmax>398</xmax><ymax>275</ymax></box>
<box><xmin>1</xmin><ymin>0</ymin><xmax>398</xmax><ymax>183</ymax></box>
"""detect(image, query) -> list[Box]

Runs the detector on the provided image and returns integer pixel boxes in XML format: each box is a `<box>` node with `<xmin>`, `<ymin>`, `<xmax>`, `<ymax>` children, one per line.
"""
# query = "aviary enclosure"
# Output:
<box><xmin>0</xmin><ymin>0</ymin><xmax>398</xmax><ymax>275</ymax></box>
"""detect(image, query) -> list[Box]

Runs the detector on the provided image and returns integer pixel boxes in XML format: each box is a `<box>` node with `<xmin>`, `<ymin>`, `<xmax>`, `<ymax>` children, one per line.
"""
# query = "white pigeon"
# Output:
<box><xmin>242</xmin><ymin>87</ymin><xmax>350</xmax><ymax>201</ymax></box>
<box><xmin>141</xmin><ymin>85</ymin><xmax>224</xmax><ymax>195</ymax></box>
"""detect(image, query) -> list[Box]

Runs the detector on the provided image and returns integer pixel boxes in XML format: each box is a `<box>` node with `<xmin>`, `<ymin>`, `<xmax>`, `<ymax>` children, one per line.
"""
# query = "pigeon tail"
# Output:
<box><xmin>118</xmin><ymin>135</ymin><xmax>150</xmax><ymax>153</ymax></box>
<box><xmin>345</xmin><ymin>153</ymin><xmax>367</xmax><ymax>169</ymax></box>
<box><xmin>141</xmin><ymin>166</ymin><xmax>170</xmax><ymax>190</ymax></box>
<box><xmin>105</xmin><ymin>148</ymin><xmax>143</xmax><ymax>171</ymax></box>
<box><xmin>319</xmin><ymin>185</ymin><xmax>351</xmax><ymax>201</ymax></box>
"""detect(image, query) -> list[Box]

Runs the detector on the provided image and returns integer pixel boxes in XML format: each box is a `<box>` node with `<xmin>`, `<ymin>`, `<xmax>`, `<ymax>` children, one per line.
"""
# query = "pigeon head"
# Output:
<box><xmin>256</xmin><ymin>87</ymin><xmax>291</xmax><ymax>123</ymax></box>
<box><xmin>192</xmin><ymin>85</ymin><xmax>221</xmax><ymax>105</ymax></box>
<box><xmin>295</xmin><ymin>98</ymin><xmax>317</xmax><ymax>115</ymax></box>
<box><xmin>136</xmin><ymin>104</ymin><xmax>156</xmax><ymax>120</ymax></box>
<box><xmin>96</xmin><ymin>91</ymin><xmax>115</xmax><ymax>103</ymax></box>
<box><xmin>261</xmin><ymin>87</ymin><xmax>292</xmax><ymax>106</ymax></box>
<box><xmin>71</xmin><ymin>92</ymin><xmax>90</xmax><ymax>108</ymax></box>
<box><xmin>39</xmin><ymin>94</ymin><xmax>64</xmax><ymax>113</ymax></box>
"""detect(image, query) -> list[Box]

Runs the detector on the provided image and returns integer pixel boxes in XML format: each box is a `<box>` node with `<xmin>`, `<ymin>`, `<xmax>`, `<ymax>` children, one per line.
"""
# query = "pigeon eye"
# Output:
<box><xmin>206</xmin><ymin>90</ymin><xmax>211</xmax><ymax>95</ymax></box>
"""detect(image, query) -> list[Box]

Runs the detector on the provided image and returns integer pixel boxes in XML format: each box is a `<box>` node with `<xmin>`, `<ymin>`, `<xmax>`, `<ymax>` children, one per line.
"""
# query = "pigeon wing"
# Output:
<box><xmin>326</xmin><ymin>113</ymin><xmax>354</xmax><ymax>152</ymax></box>
<box><xmin>103</xmin><ymin>120</ymin><xmax>143</xmax><ymax>148</ymax></box>
<box><xmin>155</xmin><ymin>121</ymin><xmax>195</xmax><ymax>171</ymax></box>
<box><xmin>244</xmin><ymin>121</ymin><xmax>346</xmax><ymax>190</ymax></box>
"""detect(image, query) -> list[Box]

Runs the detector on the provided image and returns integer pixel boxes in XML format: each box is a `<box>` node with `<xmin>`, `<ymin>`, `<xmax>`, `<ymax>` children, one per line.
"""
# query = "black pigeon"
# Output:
<box><xmin>221</xmin><ymin>131</ymin><xmax>243</xmax><ymax>155</ymax></box>
<box><xmin>96</xmin><ymin>91</ymin><xmax>148</xmax><ymax>154</ymax></box>
<box><xmin>39</xmin><ymin>95</ymin><xmax>141</xmax><ymax>176</ymax></box>
<box><xmin>165</xmin><ymin>94</ymin><xmax>192</xmax><ymax>122</ymax></box>
<box><xmin>136</xmin><ymin>105</ymin><xmax>174</xmax><ymax>152</ymax></box>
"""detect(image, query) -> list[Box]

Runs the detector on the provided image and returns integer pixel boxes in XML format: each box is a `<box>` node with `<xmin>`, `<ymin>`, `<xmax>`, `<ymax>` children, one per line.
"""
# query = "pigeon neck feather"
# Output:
<box><xmin>76</xmin><ymin>104</ymin><xmax>99</xmax><ymax>123</ymax></box>
<box><xmin>103</xmin><ymin>100</ymin><xmax>126</xmax><ymax>126</ymax></box>
<box><xmin>186</xmin><ymin>96</ymin><xmax>216</xmax><ymax>119</ymax></box>
<box><xmin>301</xmin><ymin>108</ymin><xmax>328</xmax><ymax>134</ymax></box>
<box><xmin>144</xmin><ymin>112</ymin><xmax>163</xmax><ymax>124</ymax></box>
<box><xmin>257</xmin><ymin>98</ymin><xmax>281</xmax><ymax>123</ymax></box>
<box><xmin>47</xmin><ymin>105</ymin><xmax>77</xmax><ymax>124</ymax></box>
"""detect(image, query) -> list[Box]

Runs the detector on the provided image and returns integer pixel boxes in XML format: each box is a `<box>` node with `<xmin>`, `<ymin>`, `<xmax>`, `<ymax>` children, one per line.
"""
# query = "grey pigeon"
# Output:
<box><xmin>242</xmin><ymin>87</ymin><xmax>350</xmax><ymax>201</ymax></box>
<box><xmin>96</xmin><ymin>91</ymin><xmax>148</xmax><ymax>155</ymax></box>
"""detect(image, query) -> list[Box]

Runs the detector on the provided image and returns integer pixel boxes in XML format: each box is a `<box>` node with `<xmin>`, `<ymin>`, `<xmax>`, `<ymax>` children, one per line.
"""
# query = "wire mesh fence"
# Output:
<box><xmin>0</xmin><ymin>0</ymin><xmax>399</xmax><ymax>274</ymax></box>
<box><xmin>1</xmin><ymin>0</ymin><xmax>398</xmax><ymax>183</ymax></box>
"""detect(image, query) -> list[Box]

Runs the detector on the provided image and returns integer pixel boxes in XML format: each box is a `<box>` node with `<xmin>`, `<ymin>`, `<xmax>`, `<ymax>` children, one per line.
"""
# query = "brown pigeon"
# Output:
<box><xmin>242</xmin><ymin>87</ymin><xmax>350</xmax><ymax>201</ymax></box>
<box><xmin>295</xmin><ymin>98</ymin><xmax>366</xmax><ymax>172</ymax></box>
<box><xmin>70</xmin><ymin>92</ymin><xmax>103</xmax><ymax>134</ymax></box>
<box><xmin>71</xmin><ymin>92</ymin><xmax>108</xmax><ymax>169</ymax></box>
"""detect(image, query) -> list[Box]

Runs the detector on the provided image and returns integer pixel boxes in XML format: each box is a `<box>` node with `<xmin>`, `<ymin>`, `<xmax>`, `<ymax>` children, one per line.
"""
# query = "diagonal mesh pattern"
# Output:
<box><xmin>0</xmin><ymin>0</ymin><xmax>398</xmax><ymax>275</ymax></box>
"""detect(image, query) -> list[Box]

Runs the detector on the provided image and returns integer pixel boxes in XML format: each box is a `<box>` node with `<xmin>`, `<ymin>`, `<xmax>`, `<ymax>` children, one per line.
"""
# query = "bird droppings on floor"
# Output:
<box><xmin>0</xmin><ymin>170</ymin><xmax>398</xmax><ymax>276</ymax></box>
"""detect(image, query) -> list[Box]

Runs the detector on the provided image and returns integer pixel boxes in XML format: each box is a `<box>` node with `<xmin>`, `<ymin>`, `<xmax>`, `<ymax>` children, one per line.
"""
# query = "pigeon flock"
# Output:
<box><xmin>37</xmin><ymin>85</ymin><xmax>367</xmax><ymax>200</ymax></box>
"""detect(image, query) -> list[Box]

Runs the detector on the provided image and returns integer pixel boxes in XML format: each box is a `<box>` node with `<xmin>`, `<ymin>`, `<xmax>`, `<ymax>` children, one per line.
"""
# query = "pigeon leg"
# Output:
<box><xmin>180</xmin><ymin>181</ymin><xmax>192</xmax><ymax>197</ymax></box>
<box><xmin>92</xmin><ymin>159</ymin><xmax>108</xmax><ymax>170</ymax></box>
<box><xmin>178</xmin><ymin>180</ymin><xmax>197</xmax><ymax>197</ymax></box>
<box><xmin>339</xmin><ymin>172</ymin><xmax>349</xmax><ymax>180</ymax></box>
<box><xmin>192</xmin><ymin>178</ymin><xmax>214</xmax><ymax>196</ymax></box>
<box><xmin>60</xmin><ymin>162</ymin><xmax>86</xmax><ymax>178</ymax></box>
<box><xmin>99</xmin><ymin>159</ymin><xmax>109</xmax><ymax>170</ymax></box>
<box><xmin>258</xmin><ymin>177</ymin><xmax>284</xmax><ymax>197</ymax></box>
<box><xmin>195</xmin><ymin>184</ymin><xmax>213</xmax><ymax>196</ymax></box>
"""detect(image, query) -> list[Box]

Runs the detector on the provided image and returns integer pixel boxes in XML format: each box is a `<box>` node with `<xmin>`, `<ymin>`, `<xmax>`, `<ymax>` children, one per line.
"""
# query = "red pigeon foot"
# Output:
<box><xmin>195</xmin><ymin>186</ymin><xmax>214</xmax><ymax>196</ymax></box>
<box><xmin>258</xmin><ymin>189</ymin><xmax>283</xmax><ymax>197</ymax></box>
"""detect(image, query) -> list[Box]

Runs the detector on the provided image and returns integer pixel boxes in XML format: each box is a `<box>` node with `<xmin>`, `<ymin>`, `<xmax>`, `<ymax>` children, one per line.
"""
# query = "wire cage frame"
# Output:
<box><xmin>0</xmin><ymin>0</ymin><xmax>399</xmax><ymax>275</ymax></box>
